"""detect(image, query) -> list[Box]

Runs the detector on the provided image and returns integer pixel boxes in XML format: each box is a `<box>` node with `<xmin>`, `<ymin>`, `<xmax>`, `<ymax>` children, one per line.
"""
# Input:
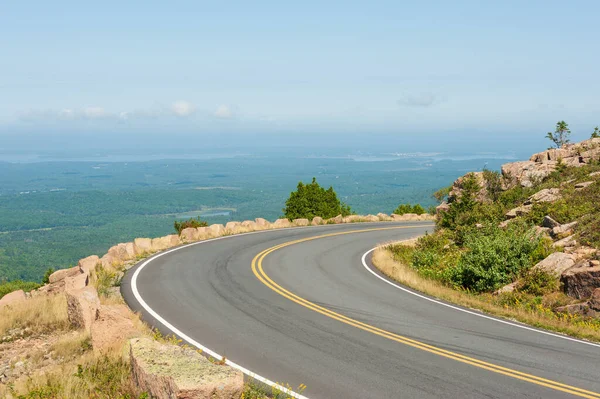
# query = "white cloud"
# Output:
<box><xmin>171</xmin><ymin>101</ymin><xmax>195</xmax><ymax>117</ymax></box>
<box><xmin>214</xmin><ymin>104</ymin><xmax>234</xmax><ymax>119</ymax></box>
<box><xmin>397</xmin><ymin>93</ymin><xmax>439</xmax><ymax>108</ymax></box>
<box><xmin>83</xmin><ymin>106</ymin><xmax>109</xmax><ymax>118</ymax></box>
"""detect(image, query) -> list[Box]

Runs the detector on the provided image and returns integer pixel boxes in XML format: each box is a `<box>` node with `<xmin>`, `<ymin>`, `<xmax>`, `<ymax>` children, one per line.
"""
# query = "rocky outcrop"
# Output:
<box><xmin>64</xmin><ymin>273</ymin><xmax>89</xmax><ymax>292</ymax></box>
<box><xmin>254</xmin><ymin>218</ymin><xmax>270</xmax><ymax>228</ymax></box>
<box><xmin>272</xmin><ymin>218</ymin><xmax>292</xmax><ymax>228</ymax></box>
<box><xmin>542</xmin><ymin>216</ymin><xmax>560</xmax><ymax>229</ymax></box>
<box><xmin>553</xmin><ymin>235</ymin><xmax>577</xmax><ymax>249</ymax></box>
<box><xmin>328</xmin><ymin>215</ymin><xmax>343</xmax><ymax>224</ymax></box>
<box><xmin>91</xmin><ymin>304</ymin><xmax>138</xmax><ymax>353</ymax></box>
<box><xmin>526</xmin><ymin>188</ymin><xmax>561</xmax><ymax>204</ymax></box>
<box><xmin>502</xmin><ymin>138</ymin><xmax>600</xmax><ymax>188</ymax></box>
<box><xmin>78</xmin><ymin>255</ymin><xmax>100</xmax><ymax>274</ymax></box>
<box><xmin>533</xmin><ymin>252</ymin><xmax>575</xmax><ymax>276</ymax></box>
<box><xmin>505</xmin><ymin>205</ymin><xmax>532</xmax><ymax>219</ymax></box>
<box><xmin>108</xmin><ymin>242</ymin><xmax>136</xmax><ymax>263</ymax></box>
<box><xmin>311</xmin><ymin>216</ymin><xmax>324</xmax><ymax>225</ymax></box>
<box><xmin>363</xmin><ymin>214</ymin><xmax>380</xmax><ymax>222</ymax></box>
<box><xmin>561</xmin><ymin>261</ymin><xmax>600</xmax><ymax>299</ymax></box>
<box><xmin>66</xmin><ymin>286</ymin><xmax>100</xmax><ymax>332</ymax></box>
<box><xmin>575</xmin><ymin>181</ymin><xmax>594</xmax><ymax>190</ymax></box>
<box><xmin>48</xmin><ymin>266</ymin><xmax>82</xmax><ymax>284</ymax></box>
<box><xmin>0</xmin><ymin>290</ymin><xmax>27</xmax><ymax>308</ymax></box>
<box><xmin>377</xmin><ymin>213</ymin><xmax>393</xmax><ymax>221</ymax></box>
<box><xmin>207</xmin><ymin>224</ymin><xmax>225</xmax><ymax>237</ymax></box>
<box><xmin>293</xmin><ymin>218</ymin><xmax>310</xmax><ymax>226</ymax></box>
<box><xmin>181</xmin><ymin>228</ymin><xmax>200</xmax><ymax>242</ymax></box>
<box><xmin>134</xmin><ymin>238</ymin><xmax>153</xmax><ymax>256</ymax></box>
<box><xmin>129</xmin><ymin>337</ymin><xmax>244</xmax><ymax>399</ymax></box>
<box><xmin>551</xmin><ymin>221</ymin><xmax>577</xmax><ymax>239</ymax></box>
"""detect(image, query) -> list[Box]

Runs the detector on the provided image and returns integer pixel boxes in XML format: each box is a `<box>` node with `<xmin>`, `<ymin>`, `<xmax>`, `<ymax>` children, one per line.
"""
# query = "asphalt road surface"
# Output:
<box><xmin>122</xmin><ymin>222</ymin><xmax>600</xmax><ymax>399</ymax></box>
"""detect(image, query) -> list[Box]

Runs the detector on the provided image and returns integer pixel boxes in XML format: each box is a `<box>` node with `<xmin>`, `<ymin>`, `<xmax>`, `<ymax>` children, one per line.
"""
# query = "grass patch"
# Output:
<box><xmin>0</xmin><ymin>294</ymin><xmax>69</xmax><ymax>337</ymax></box>
<box><xmin>373</xmin><ymin>245</ymin><xmax>600</xmax><ymax>342</ymax></box>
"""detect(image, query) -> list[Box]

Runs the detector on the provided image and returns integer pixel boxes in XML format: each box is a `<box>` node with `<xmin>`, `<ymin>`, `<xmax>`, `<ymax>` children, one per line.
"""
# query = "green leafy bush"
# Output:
<box><xmin>517</xmin><ymin>268</ymin><xmax>559</xmax><ymax>296</ymax></box>
<box><xmin>393</xmin><ymin>203</ymin><xmax>425</xmax><ymax>215</ymax></box>
<box><xmin>174</xmin><ymin>217</ymin><xmax>208</xmax><ymax>235</ymax></box>
<box><xmin>283</xmin><ymin>177</ymin><xmax>352</xmax><ymax>220</ymax></box>
<box><xmin>447</xmin><ymin>223</ymin><xmax>546</xmax><ymax>293</ymax></box>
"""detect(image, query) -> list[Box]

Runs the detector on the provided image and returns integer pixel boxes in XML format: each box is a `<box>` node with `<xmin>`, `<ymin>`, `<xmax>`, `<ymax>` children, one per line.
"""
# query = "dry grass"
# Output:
<box><xmin>372</xmin><ymin>244</ymin><xmax>600</xmax><ymax>342</ymax></box>
<box><xmin>0</xmin><ymin>294</ymin><xmax>69</xmax><ymax>337</ymax></box>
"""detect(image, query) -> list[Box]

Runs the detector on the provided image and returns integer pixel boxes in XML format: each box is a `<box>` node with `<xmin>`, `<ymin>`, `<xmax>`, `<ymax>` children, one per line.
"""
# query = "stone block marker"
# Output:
<box><xmin>129</xmin><ymin>337</ymin><xmax>244</xmax><ymax>399</ymax></box>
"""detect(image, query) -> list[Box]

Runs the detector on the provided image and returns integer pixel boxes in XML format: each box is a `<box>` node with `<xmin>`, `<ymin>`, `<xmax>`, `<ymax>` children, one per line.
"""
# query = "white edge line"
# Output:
<box><xmin>361</xmin><ymin>246</ymin><xmax>600</xmax><ymax>349</ymax></box>
<box><xmin>130</xmin><ymin>226</ymin><xmax>332</xmax><ymax>399</ymax></box>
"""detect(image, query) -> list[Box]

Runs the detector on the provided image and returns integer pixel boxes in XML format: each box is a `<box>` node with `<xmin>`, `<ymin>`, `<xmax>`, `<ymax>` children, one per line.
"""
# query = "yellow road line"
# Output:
<box><xmin>251</xmin><ymin>226</ymin><xmax>600</xmax><ymax>399</ymax></box>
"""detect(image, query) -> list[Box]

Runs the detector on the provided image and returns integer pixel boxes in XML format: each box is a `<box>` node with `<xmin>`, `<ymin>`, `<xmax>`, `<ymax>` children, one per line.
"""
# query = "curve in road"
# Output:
<box><xmin>122</xmin><ymin>222</ymin><xmax>600</xmax><ymax>399</ymax></box>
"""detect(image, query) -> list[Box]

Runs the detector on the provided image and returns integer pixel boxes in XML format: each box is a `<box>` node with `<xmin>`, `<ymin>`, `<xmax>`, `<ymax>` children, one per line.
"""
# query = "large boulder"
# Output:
<box><xmin>129</xmin><ymin>337</ymin><xmax>244</xmax><ymax>399</ymax></box>
<box><xmin>311</xmin><ymin>216</ymin><xmax>324</xmax><ymax>226</ymax></box>
<box><xmin>272</xmin><ymin>218</ymin><xmax>292</xmax><ymax>228</ymax></box>
<box><xmin>530</xmin><ymin>148</ymin><xmax>571</xmax><ymax>163</ymax></box>
<box><xmin>78</xmin><ymin>255</ymin><xmax>100</xmax><ymax>274</ymax></box>
<box><xmin>364</xmin><ymin>214</ymin><xmax>380</xmax><ymax>222</ymax></box>
<box><xmin>91</xmin><ymin>304</ymin><xmax>138</xmax><ymax>353</ymax></box>
<box><xmin>66</xmin><ymin>286</ymin><xmax>100</xmax><ymax>332</ymax></box>
<box><xmin>255</xmin><ymin>218</ymin><xmax>270</xmax><ymax>228</ymax></box>
<box><xmin>343</xmin><ymin>215</ymin><xmax>362</xmax><ymax>223</ymax></box>
<box><xmin>505</xmin><ymin>205</ymin><xmax>532</xmax><ymax>219</ymax></box>
<box><xmin>553</xmin><ymin>235</ymin><xmax>577</xmax><ymax>249</ymax></box>
<box><xmin>49</xmin><ymin>266</ymin><xmax>82</xmax><ymax>284</ymax></box>
<box><xmin>151</xmin><ymin>234</ymin><xmax>182</xmax><ymax>251</ymax></box>
<box><xmin>501</xmin><ymin>161</ymin><xmax>556</xmax><ymax>188</ymax></box>
<box><xmin>100</xmin><ymin>253</ymin><xmax>117</xmax><ymax>269</ymax></box>
<box><xmin>377</xmin><ymin>213</ymin><xmax>393</xmax><ymax>221</ymax></box>
<box><xmin>207</xmin><ymin>224</ymin><xmax>225</xmax><ymax>237</ymax></box>
<box><xmin>108</xmin><ymin>242</ymin><xmax>136</xmax><ymax>263</ymax></box>
<box><xmin>533</xmin><ymin>252</ymin><xmax>575</xmax><ymax>276</ymax></box>
<box><xmin>0</xmin><ymin>290</ymin><xmax>27</xmax><ymax>308</ymax></box>
<box><xmin>241</xmin><ymin>220</ymin><xmax>258</xmax><ymax>230</ymax></box>
<box><xmin>551</xmin><ymin>221</ymin><xmax>577</xmax><ymax>239</ymax></box>
<box><xmin>561</xmin><ymin>261</ymin><xmax>600</xmax><ymax>299</ymax></box>
<box><xmin>542</xmin><ymin>216</ymin><xmax>560</xmax><ymax>229</ymax></box>
<box><xmin>134</xmin><ymin>238</ymin><xmax>153</xmax><ymax>256</ymax></box>
<box><xmin>589</xmin><ymin>288</ymin><xmax>600</xmax><ymax>311</ymax></box>
<box><xmin>526</xmin><ymin>188</ymin><xmax>561</xmax><ymax>204</ymax></box>
<box><xmin>575</xmin><ymin>181</ymin><xmax>594</xmax><ymax>190</ymax></box>
<box><xmin>64</xmin><ymin>273</ymin><xmax>89</xmax><ymax>293</ymax></box>
<box><xmin>293</xmin><ymin>218</ymin><xmax>310</xmax><ymax>226</ymax></box>
<box><xmin>180</xmin><ymin>227</ymin><xmax>199</xmax><ymax>242</ymax></box>
<box><xmin>328</xmin><ymin>215</ymin><xmax>343</xmax><ymax>224</ymax></box>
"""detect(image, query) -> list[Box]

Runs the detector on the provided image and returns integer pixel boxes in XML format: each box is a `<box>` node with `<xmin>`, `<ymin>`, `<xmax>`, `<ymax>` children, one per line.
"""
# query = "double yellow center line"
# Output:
<box><xmin>251</xmin><ymin>226</ymin><xmax>600</xmax><ymax>398</ymax></box>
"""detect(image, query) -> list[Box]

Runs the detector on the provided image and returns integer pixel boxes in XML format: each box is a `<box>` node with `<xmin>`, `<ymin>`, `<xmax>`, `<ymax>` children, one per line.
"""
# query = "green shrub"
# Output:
<box><xmin>174</xmin><ymin>217</ymin><xmax>208</xmax><ymax>235</ymax></box>
<box><xmin>517</xmin><ymin>269</ymin><xmax>559</xmax><ymax>296</ymax></box>
<box><xmin>283</xmin><ymin>177</ymin><xmax>352</xmax><ymax>220</ymax></box>
<box><xmin>42</xmin><ymin>267</ymin><xmax>54</xmax><ymax>284</ymax></box>
<box><xmin>393</xmin><ymin>203</ymin><xmax>425</xmax><ymax>215</ymax></box>
<box><xmin>448</xmin><ymin>223</ymin><xmax>545</xmax><ymax>293</ymax></box>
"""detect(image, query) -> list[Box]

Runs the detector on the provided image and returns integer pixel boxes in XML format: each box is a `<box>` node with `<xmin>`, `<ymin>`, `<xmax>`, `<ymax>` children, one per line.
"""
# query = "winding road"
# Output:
<box><xmin>122</xmin><ymin>222</ymin><xmax>600</xmax><ymax>399</ymax></box>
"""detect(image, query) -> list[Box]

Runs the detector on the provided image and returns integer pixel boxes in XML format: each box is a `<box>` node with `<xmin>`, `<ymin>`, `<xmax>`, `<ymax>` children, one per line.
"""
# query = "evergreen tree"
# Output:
<box><xmin>284</xmin><ymin>178</ymin><xmax>352</xmax><ymax>220</ymax></box>
<box><xmin>592</xmin><ymin>126</ymin><xmax>600</xmax><ymax>139</ymax></box>
<box><xmin>546</xmin><ymin>121</ymin><xmax>571</xmax><ymax>148</ymax></box>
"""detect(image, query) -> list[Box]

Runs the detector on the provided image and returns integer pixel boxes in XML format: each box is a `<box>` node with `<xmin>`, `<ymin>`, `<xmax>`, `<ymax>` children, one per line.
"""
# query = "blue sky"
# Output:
<box><xmin>1</xmin><ymin>1</ymin><xmax>599</xmax><ymax>146</ymax></box>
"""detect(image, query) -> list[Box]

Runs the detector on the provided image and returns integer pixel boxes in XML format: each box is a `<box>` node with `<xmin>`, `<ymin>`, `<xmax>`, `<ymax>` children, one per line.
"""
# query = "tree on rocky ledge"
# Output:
<box><xmin>284</xmin><ymin>177</ymin><xmax>352</xmax><ymax>220</ymax></box>
<box><xmin>592</xmin><ymin>126</ymin><xmax>600</xmax><ymax>139</ymax></box>
<box><xmin>546</xmin><ymin>120</ymin><xmax>571</xmax><ymax>148</ymax></box>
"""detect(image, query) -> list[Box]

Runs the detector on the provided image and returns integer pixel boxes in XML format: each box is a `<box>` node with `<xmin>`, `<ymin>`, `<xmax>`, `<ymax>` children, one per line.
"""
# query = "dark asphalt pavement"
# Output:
<box><xmin>122</xmin><ymin>222</ymin><xmax>600</xmax><ymax>399</ymax></box>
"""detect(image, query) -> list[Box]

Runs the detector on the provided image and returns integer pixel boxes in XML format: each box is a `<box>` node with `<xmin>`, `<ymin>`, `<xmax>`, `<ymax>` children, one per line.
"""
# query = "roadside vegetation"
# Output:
<box><xmin>283</xmin><ymin>177</ymin><xmax>352</xmax><ymax>220</ymax></box>
<box><xmin>173</xmin><ymin>216</ymin><xmax>208</xmax><ymax>234</ymax></box>
<box><xmin>374</xmin><ymin>124</ymin><xmax>600</xmax><ymax>341</ymax></box>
